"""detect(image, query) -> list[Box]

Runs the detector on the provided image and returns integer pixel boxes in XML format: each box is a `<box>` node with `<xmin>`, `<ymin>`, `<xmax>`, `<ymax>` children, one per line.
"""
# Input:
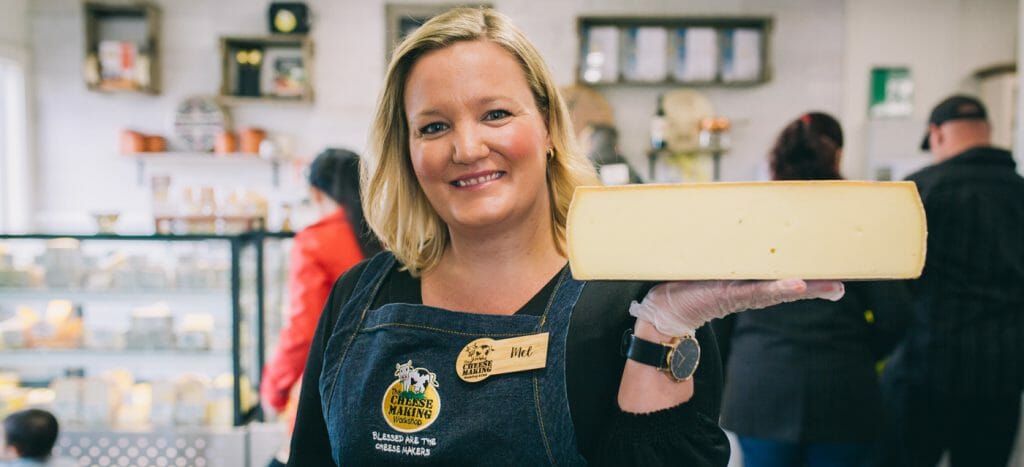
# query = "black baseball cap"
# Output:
<box><xmin>920</xmin><ymin>95</ymin><xmax>988</xmax><ymax>150</ymax></box>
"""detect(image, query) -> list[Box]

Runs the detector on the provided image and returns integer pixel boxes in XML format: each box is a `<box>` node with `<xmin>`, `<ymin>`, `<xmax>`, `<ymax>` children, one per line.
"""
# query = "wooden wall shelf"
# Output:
<box><xmin>577</xmin><ymin>16</ymin><xmax>773</xmax><ymax>87</ymax></box>
<box><xmin>219</xmin><ymin>35</ymin><xmax>314</xmax><ymax>103</ymax></box>
<box><xmin>125</xmin><ymin>152</ymin><xmax>283</xmax><ymax>187</ymax></box>
<box><xmin>83</xmin><ymin>1</ymin><xmax>161</xmax><ymax>95</ymax></box>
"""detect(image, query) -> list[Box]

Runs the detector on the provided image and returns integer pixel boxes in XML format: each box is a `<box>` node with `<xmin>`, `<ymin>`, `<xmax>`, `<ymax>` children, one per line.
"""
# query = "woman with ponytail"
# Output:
<box><xmin>769</xmin><ymin>112</ymin><xmax>843</xmax><ymax>181</ymax></box>
<box><xmin>260</xmin><ymin>149</ymin><xmax>381</xmax><ymax>467</ymax></box>
<box><xmin>718</xmin><ymin>112</ymin><xmax>911</xmax><ymax>467</ymax></box>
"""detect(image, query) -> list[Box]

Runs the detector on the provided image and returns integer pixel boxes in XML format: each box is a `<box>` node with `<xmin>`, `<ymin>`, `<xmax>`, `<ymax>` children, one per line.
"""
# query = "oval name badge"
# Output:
<box><xmin>455</xmin><ymin>333</ymin><xmax>549</xmax><ymax>383</ymax></box>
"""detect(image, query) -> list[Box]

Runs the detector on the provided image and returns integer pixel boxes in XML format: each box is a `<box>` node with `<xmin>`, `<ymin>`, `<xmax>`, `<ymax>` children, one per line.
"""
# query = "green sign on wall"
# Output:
<box><xmin>869</xmin><ymin>67</ymin><xmax>913</xmax><ymax>118</ymax></box>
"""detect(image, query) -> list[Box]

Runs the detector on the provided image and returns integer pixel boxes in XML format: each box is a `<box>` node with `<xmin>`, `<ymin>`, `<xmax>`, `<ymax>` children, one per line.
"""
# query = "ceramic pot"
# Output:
<box><xmin>215</xmin><ymin>132</ymin><xmax>238</xmax><ymax>155</ymax></box>
<box><xmin>120</xmin><ymin>130</ymin><xmax>146</xmax><ymax>154</ymax></box>
<box><xmin>144</xmin><ymin>135</ymin><xmax>167</xmax><ymax>152</ymax></box>
<box><xmin>239</xmin><ymin>128</ymin><xmax>266</xmax><ymax>155</ymax></box>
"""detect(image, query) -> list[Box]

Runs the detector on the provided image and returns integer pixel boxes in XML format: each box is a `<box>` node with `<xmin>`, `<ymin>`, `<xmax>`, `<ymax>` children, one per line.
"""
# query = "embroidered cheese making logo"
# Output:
<box><xmin>381</xmin><ymin>360</ymin><xmax>440</xmax><ymax>433</ymax></box>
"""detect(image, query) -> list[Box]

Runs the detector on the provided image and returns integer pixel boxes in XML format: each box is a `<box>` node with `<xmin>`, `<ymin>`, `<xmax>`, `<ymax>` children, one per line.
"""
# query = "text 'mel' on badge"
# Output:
<box><xmin>456</xmin><ymin>333</ymin><xmax>549</xmax><ymax>382</ymax></box>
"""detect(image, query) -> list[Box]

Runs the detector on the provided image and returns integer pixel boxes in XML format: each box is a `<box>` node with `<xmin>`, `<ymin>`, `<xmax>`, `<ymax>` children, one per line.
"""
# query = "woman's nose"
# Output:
<box><xmin>451</xmin><ymin>125</ymin><xmax>489</xmax><ymax>164</ymax></box>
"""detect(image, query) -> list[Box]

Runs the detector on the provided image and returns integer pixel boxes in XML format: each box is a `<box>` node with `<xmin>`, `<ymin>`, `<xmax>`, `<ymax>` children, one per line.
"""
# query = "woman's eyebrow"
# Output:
<box><xmin>409</xmin><ymin>95</ymin><xmax>515</xmax><ymax>120</ymax></box>
<box><xmin>410</xmin><ymin>108</ymin><xmax>445</xmax><ymax>120</ymax></box>
<box><xmin>473</xmin><ymin>95</ymin><xmax>510</xmax><ymax>107</ymax></box>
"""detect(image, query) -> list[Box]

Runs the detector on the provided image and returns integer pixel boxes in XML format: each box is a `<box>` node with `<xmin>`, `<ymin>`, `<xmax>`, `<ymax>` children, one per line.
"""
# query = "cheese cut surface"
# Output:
<box><xmin>566</xmin><ymin>181</ymin><xmax>926</xmax><ymax>280</ymax></box>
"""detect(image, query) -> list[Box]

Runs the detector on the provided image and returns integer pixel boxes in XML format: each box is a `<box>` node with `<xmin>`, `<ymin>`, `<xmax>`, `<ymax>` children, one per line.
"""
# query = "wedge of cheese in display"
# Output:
<box><xmin>566</xmin><ymin>181</ymin><xmax>926</xmax><ymax>280</ymax></box>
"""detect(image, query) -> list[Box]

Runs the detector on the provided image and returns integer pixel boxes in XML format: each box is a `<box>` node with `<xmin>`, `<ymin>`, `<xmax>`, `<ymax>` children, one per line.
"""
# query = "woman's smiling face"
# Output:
<box><xmin>403</xmin><ymin>40</ymin><xmax>552</xmax><ymax>236</ymax></box>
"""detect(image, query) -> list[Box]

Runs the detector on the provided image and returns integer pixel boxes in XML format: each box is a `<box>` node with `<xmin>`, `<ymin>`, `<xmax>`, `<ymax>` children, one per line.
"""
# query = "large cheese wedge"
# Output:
<box><xmin>566</xmin><ymin>181</ymin><xmax>926</xmax><ymax>280</ymax></box>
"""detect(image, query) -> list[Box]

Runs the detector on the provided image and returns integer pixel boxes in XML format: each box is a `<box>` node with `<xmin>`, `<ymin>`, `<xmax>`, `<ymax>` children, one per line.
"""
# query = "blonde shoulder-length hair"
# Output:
<box><xmin>363</xmin><ymin>7</ymin><xmax>599</xmax><ymax>276</ymax></box>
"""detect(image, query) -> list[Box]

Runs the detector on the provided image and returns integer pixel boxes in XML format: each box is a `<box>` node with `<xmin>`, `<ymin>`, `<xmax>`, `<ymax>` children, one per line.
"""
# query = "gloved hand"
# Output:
<box><xmin>629</xmin><ymin>279</ymin><xmax>845</xmax><ymax>337</ymax></box>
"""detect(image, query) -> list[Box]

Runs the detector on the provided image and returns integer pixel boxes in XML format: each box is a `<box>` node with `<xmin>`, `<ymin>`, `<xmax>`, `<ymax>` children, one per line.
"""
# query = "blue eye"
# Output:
<box><xmin>484</xmin><ymin>109</ymin><xmax>511</xmax><ymax>121</ymax></box>
<box><xmin>419</xmin><ymin>122</ymin><xmax>449</xmax><ymax>135</ymax></box>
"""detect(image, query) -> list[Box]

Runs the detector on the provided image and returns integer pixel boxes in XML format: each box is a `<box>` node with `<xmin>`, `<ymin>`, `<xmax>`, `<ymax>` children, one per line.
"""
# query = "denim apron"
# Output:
<box><xmin>319</xmin><ymin>252</ymin><xmax>587</xmax><ymax>466</ymax></box>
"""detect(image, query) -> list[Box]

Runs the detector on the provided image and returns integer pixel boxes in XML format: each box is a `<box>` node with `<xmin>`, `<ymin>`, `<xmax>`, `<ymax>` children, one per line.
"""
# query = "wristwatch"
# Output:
<box><xmin>620</xmin><ymin>329</ymin><xmax>701</xmax><ymax>382</ymax></box>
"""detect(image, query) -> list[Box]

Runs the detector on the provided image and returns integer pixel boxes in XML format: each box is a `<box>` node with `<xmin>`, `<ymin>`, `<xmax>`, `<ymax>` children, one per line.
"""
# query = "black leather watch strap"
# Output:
<box><xmin>620</xmin><ymin>329</ymin><xmax>670</xmax><ymax>370</ymax></box>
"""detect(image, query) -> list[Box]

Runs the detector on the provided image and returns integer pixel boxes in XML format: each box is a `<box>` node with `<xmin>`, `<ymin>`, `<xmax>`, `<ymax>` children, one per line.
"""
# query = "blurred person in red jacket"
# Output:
<box><xmin>260</xmin><ymin>149</ymin><xmax>380</xmax><ymax>467</ymax></box>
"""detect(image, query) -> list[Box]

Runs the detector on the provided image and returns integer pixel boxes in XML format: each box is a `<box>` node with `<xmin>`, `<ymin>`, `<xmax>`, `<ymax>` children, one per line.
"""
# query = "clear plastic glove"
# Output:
<box><xmin>629</xmin><ymin>279</ymin><xmax>845</xmax><ymax>337</ymax></box>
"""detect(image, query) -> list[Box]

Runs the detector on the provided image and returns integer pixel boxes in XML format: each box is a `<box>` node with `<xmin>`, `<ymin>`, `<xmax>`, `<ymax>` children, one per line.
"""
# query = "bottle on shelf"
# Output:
<box><xmin>151</xmin><ymin>175</ymin><xmax>174</xmax><ymax>234</ymax></box>
<box><xmin>650</xmin><ymin>94</ymin><xmax>667</xmax><ymax>153</ymax></box>
<box><xmin>279</xmin><ymin>203</ymin><xmax>293</xmax><ymax>233</ymax></box>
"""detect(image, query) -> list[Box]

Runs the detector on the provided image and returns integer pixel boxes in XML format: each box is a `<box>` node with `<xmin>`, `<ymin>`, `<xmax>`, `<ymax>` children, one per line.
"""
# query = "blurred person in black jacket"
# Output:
<box><xmin>719</xmin><ymin>112</ymin><xmax>912</xmax><ymax>467</ymax></box>
<box><xmin>877</xmin><ymin>95</ymin><xmax>1024</xmax><ymax>467</ymax></box>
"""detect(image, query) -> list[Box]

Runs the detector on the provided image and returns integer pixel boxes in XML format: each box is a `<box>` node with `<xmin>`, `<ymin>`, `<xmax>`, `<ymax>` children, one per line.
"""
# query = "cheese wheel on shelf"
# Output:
<box><xmin>566</xmin><ymin>181</ymin><xmax>926</xmax><ymax>280</ymax></box>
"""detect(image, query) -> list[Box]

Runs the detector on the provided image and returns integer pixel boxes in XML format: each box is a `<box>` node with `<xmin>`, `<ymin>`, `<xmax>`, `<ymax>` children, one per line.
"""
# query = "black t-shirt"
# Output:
<box><xmin>288</xmin><ymin>258</ymin><xmax>729</xmax><ymax>466</ymax></box>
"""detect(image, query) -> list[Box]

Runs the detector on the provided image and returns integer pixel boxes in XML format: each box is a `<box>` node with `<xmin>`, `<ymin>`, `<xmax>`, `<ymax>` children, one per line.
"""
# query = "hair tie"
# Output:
<box><xmin>800</xmin><ymin>114</ymin><xmax>812</xmax><ymax>126</ymax></box>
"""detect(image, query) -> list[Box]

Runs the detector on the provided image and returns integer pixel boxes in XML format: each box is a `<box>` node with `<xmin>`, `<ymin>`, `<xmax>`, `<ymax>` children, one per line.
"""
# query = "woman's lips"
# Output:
<box><xmin>450</xmin><ymin>171</ymin><xmax>505</xmax><ymax>187</ymax></box>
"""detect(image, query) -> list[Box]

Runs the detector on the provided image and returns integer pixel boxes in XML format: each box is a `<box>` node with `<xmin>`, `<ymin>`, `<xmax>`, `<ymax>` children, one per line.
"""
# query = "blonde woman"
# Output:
<box><xmin>288</xmin><ymin>8</ymin><xmax>843</xmax><ymax>466</ymax></box>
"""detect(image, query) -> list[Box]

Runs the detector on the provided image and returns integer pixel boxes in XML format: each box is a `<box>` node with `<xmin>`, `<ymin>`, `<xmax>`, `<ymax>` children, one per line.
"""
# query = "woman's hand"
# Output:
<box><xmin>630</xmin><ymin>279</ymin><xmax>845</xmax><ymax>338</ymax></box>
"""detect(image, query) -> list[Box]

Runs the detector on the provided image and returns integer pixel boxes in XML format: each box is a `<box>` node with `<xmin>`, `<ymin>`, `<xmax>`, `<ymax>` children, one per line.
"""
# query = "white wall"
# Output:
<box><xmin>0</xmin><ymin>0</ymin><xmax>31</xmax><ymax>233</ymax></box>
<box><xmin>0</xmin><ymin>0</ymin><xmax>29</xmax><ymax>54</ymax></box>
<box><xmin>842</xmin><ymin>0</ymin><xmax>1018</xmax><ymax>180</ymax></box>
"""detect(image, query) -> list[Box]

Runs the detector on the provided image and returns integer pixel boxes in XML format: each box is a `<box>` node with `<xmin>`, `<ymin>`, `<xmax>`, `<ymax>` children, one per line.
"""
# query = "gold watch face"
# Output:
<box><xmin>667</xmin><ymin>336</ymin><xmax>700</xmax><ymax>381</ymax></box>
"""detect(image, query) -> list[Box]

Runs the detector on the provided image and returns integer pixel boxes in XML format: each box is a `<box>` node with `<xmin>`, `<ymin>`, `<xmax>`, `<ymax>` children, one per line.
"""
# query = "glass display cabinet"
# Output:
<box><xmin>0</xmin><ymin>232</ymin><xmax>292</xmax><ymax>466</ymax></box>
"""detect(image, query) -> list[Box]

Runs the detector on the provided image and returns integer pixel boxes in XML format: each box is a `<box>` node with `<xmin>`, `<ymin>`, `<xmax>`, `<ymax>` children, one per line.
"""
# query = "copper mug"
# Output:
<box><xmin>120</xmin><ymin>130</ymin><xmax>146</xmax><ymax>154</ymax></box>
<box><xmin>145</xmin><ymin>135</ymin><xmax>167</xmax><ymax>152</ymax></box>
<box><xmin>215</xmin><ymin>131</ymin><xmax>238</xmax><ymax>155</ymax></box>
<box><xmin>239</xmin><ymin>128</ymin><xmax>266</xmax><ymax>155</ymax></box>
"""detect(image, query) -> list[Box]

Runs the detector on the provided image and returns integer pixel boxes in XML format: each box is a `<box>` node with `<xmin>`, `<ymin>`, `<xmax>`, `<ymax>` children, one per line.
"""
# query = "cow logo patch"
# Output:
<box><xmin>381</xmin><ymin>360</ymin><xmax>440</xmax><ymax>433</ymax></box>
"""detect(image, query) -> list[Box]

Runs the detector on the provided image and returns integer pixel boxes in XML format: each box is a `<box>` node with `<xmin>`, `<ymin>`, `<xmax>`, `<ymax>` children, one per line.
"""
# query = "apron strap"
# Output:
<box><xmin>537</xmin><ymin>265</ymin><xmax>585</xmax><ymax>333</ymax></box>
<box><xmin>534</xmin><ymin>265</ymin><xmax>588</xmax><ymax>465</ymax></box>
<box><xmin>319</xmin><ymin>252</ymin><xmax>397</xmax><ymax>422</ymax></box>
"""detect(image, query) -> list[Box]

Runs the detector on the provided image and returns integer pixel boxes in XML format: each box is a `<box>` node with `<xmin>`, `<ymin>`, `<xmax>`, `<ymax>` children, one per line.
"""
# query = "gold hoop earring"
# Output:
<box><xmin>546</xmin><ymin>148</ymin><xmax>555</xmax><ymax>162</ymax></box>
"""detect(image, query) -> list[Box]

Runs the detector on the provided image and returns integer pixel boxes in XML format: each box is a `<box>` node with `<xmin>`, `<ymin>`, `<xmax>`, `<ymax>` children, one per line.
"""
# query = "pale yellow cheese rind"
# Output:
<box><xmin>566</xmin><ymin>181</ymin><xmax>927</xmax><ymax>280</ymax></box>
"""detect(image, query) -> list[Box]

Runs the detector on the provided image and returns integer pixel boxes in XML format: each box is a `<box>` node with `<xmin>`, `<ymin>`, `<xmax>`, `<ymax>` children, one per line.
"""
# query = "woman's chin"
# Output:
<box><xmin>444</xmin><ymin>206</ymin><xmax>521</xmax><ymax>233</ymax></box>
<box><xmin>448</xmin><ymin>213</ymin><xmax>508</xmax><ymax>231</ymax></box>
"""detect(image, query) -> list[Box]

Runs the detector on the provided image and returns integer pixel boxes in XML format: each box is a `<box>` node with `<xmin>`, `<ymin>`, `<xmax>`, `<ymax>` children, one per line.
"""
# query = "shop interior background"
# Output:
<box><xmin>0</xmin><ymin>0</ymin><xmax>1022</xmax><ymax>466</ymax></box>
